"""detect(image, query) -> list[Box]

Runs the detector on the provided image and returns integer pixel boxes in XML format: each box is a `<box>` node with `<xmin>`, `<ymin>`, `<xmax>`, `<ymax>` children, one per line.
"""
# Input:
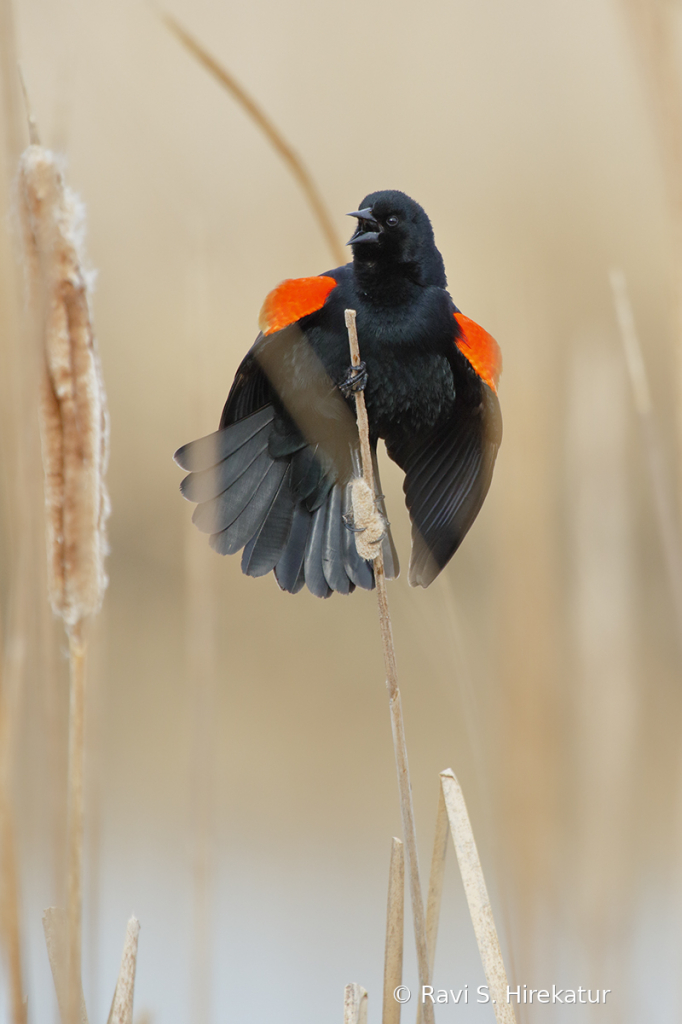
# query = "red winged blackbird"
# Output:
<box><xmin>174</xmin><ymin>190</ymin><xmax>502</xmax><ymax>596</ymax></box>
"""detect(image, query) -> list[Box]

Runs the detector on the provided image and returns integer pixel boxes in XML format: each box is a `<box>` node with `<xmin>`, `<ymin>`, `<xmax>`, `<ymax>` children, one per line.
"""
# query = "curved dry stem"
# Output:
<box><xmin>161</xmin><ymin>13</ymin><xmax>345</xmax><ymax>266</ymax></box>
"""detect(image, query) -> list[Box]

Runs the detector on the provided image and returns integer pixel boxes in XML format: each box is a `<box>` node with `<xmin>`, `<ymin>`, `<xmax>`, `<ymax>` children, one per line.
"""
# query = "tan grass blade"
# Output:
<box><xmin>42</xmin><ymin>908</ymin><xmax>89</xmax><ymax>1024</ymax></box>
<box><xmin>344</xmin><ymin>309</ymin><xmax>434</xmax><ymax>1024</ymax></box>
<box><xmin>618</xmin><ymin>1</ymin><xmax>682</xmax><ymax>489</ymax></box>
<box><xmin>0</xmin><ymin>58</ymin><xmax>32</xmax><ymax>1024</ymax></box>
<box><xmin>610</xmin><ymin>269</ymin><xmax>682</xmax><ymax>638</ymax></box>
<box><xmin>161</xmin><ymin>13</ymin><xmax>345</xmax><ymax>266</ymax></box>
<box><xmin>440</xmin><ymin>770</ymin><xmax>516</xmax><ymax>1024</ymax></box>
<box><xmin>382</xmin><ymin>838</ymin><xmax>404</xmax><ymax>1024</ymax></box>
<box><xmin>344</xmin><ymin>983</ymin><xmax>368</xmax><ymax>1024</ymax></box>
<box><xmin>184</xmin><ymin>249</ymin><xmax>218</xmax><ymax>1024</ymax></box>
<box><xmin>107</xmin><ymin>917</ymin><xmax>141</xmax><ymax>1024</ymax></box>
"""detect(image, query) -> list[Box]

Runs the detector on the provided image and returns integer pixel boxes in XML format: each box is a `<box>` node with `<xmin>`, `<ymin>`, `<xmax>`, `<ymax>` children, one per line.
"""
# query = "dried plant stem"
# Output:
<box><xmin>66</xmin><ymin>621</ymin><xmax>86</xmax><ymax>1024</ymax></box>
<box><xmin>344</xmin><ymin>983</ymin><xmax>368</xmax><ymax>1024</ymax></box>
<box><xmin>424</xmin><ymin>787</ymin><xmax>449</xmax><ymax>968</ymax></box>
<box><xmin>610</xmin><ymin>269</ymin><xmax>682</xmax><ymax>640</ymax></box>
<box><xmin>416</xmin><ymin>787</ymin><xmax>449</xmax><ymax>1024</ymax></box>
<box><xmin>617</xmin><ymin>0</ymin><xmax>682</xmax><ymax>469</ymax></box>
<box><xmin>107</xmin><ymin>917</ymin><xmax>141</xmax><ymax>1024</ymax></box>
<box><xmin>440</xmin><ymin>770</ymin><xmax>516</xmax><ymax>1024</ymax></box>
<box><xmin>344</xmin><ymin>309</ymin><xmax>434</xmax><ymax>1024</ymax></box>
<box><xmin>382</xmin><ymin>838</ymin><xmax>404</xmax><ymax>1024</ymax></box>
<box><xmin>42</xmin><ymin>907</ymin><xmax>88</xmax><ymax>1024</ymax></box>
<box><xmin>0</xmin><ymin>740</ymin><xmax>26</xmax><ymax>1024</ymax></box>
<box><xmin>0</xmin><ymin>611</ymin><xmax>26</xmax><ymax>1024</ymax></box>
<box><xmin>161</xmin><ymin>13</ymin><xmax>345</xmax><ymax>266</ymax></box>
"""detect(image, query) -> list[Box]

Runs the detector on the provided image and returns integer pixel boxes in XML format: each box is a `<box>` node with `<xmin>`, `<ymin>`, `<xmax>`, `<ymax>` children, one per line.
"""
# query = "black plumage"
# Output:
<box><xmin>175</xmin><ymin>190</ymin><xmax>502</xmax><ymax>596</ymax></box>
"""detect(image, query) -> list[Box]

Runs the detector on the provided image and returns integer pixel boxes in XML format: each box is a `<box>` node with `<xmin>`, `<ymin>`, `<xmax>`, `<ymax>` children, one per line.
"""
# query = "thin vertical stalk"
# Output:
<box><xmin>43</xmin><ymin>907</ymin><xmax>88</xmax><ymax>1024</ymax></box>
<box><xmin>424</xmin><ymin>786</ymin><xmax>449</xmax><ymax>969</ymax></box>
<box><xmin>0</xmin><ymin>594</ymin><xmax>26</xmax><ymax>1024</ymax></box>
<box><xmin>416</xmin><ymin>787</ymin><xmax>449</xmax><ymax>1024</ymax></box>
<box><xmin>66</xmin><ymin>622</ymin><xmax>86</xmax><ymax>1024</ymax></box>
<box><xmin>610</xmin><ymin>269</ymin><xmax>682</xmax><ymax>641</ymax></box>
<box><xmin>0</xmin><ymin>720</ymin><xmax>26</xmax><ymax>1024</ymax></box>
<box><xmin>344</xmin><ymin>309</ymin><xmax>434</xmax><ymax>1024</ymax></box>
<box><xmin>382</xmin><ymin>838</ymin><xmax>404</xmax><ymax>1024</ymax></box>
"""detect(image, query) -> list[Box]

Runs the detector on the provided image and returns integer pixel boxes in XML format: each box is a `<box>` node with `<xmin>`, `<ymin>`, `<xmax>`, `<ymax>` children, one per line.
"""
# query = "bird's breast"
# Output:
<box><xmin>363</xmin><ymin>348</ymin><xmax>456</xmax><ymax>438</ymax></box>
<box><xmin>353</xmin><ymin>290</ymin><xmax>458</xmax><ymax>437</ymax></box>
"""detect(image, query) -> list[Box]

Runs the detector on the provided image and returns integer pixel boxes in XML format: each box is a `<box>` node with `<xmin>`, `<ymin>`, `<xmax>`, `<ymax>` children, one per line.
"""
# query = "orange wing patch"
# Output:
<box><xmin>454</xmin><ymin>313</ymin><xmax>502</xmax><ymax>393</ymax></box>
<box><xmin>258</xmin><ymin>276</ymin><xmax>337</xmax><ymax>336</ymax></box>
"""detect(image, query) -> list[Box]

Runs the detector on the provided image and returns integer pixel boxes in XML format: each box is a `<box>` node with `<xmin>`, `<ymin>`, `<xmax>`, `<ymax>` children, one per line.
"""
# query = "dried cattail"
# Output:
<box><xmin>16</xmin><ymin>143</ymin><xmax>109</xmax><ymax>1024</ymax></box>
<box><xmin>16</xmin><ymin>144</ymin><xmax>109</xmax><ymax>631</ymax></box>
<box><xmin>350</xmin><ymin>476</ymin><xmax>386</xmax><ymax>559</ymax></box>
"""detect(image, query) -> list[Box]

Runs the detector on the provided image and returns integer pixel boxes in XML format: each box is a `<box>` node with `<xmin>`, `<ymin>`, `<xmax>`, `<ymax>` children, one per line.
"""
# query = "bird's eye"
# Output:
<box><xmin>386</xmin><ymin>215</ymin><xmax>399</xmax><ymax>227</ymax></box>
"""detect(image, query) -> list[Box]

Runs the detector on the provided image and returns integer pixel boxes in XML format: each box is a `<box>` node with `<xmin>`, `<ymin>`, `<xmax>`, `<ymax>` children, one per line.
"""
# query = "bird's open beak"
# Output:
<box><xmin>347</xmin><ymin>208</ymin><xmax>381</xmax><ymax>245</ymax></box>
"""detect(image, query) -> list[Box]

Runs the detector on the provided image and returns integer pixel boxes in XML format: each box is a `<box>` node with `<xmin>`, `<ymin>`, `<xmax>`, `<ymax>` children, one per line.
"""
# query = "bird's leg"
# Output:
<box><xmin>338</xmin><ymin>360</ymin><xmax>368</xmax><ymax>398</ymax></box>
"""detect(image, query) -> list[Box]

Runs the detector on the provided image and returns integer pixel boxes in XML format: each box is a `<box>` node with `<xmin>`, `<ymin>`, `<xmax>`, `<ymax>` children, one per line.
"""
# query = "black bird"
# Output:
<box><xmin>174</xmin><ymin>190</ymin><xmax>502</xmax><ymax>596</ymax></box>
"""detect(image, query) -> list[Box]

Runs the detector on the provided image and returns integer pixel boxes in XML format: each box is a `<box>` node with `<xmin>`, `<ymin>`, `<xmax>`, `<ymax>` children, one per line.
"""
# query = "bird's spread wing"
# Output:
<box><xmin>387</xmin><ymin>381</ymin><xmax>501</xmax><ymax>588</ymax></box>
<box><xmin>175</xmin><ymin>317</ymin><xmax>398</xmax><ymax>596</ymax></box>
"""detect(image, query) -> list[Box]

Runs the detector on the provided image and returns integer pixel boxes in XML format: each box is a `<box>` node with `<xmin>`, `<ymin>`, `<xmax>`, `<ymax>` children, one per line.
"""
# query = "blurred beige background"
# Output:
<box><xmin>2</xmin><ymin>0</ymin><xmax>682</xmax><ymax>1020</ymax></box>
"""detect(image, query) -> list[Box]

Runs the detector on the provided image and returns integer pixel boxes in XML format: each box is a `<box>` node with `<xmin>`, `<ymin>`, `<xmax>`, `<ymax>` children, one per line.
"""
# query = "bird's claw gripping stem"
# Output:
<box><xmin>339</xmin><ymin>361</ymin><xmax>368</xmax><ymax>398</ymax></box>
<box><xmin>342</xmin><ymin>511</ymin><xmax>366</xmax><ymax>533</ymax></box>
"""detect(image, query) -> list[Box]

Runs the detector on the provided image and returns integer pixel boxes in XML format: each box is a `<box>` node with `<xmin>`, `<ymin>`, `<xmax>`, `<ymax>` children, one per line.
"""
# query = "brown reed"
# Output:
<box><xmin>344</xmin><ymin>308</ymin><xmax>434</xmax><ymax>1024</ymax></box>
<box><xmin>17</xmin><ymin>143</ymin><xmax>109</xmax><ymax>1024</ymax></box>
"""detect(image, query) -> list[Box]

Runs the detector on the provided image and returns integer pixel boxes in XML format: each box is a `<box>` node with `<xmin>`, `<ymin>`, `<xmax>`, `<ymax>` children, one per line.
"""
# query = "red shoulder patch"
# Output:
<box><xmin>454</xmin><ymin>312</ymin><xmax>502</xmax><ymax>394</ymax></box>
<box><xmin>258</xmin><ymin>276</ymin><xmax>337</xmax><ymax>336</ymax></box>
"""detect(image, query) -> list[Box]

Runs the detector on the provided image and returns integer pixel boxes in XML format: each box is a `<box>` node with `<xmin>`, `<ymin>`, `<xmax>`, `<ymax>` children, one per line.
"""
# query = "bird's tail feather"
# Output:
<box><xmin>176</xmin><ymin>408</ymin><xmax>399</xmax><ymax>596</ymax></box>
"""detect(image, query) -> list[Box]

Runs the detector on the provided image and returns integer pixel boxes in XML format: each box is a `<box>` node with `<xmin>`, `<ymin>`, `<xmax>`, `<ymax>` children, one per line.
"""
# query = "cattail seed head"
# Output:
<box><xmin>350</xmin><ymin>476</ymin><xmax>386</xmax><ymax>561</ymax></box>
<box><xmin>16</xmin><ymin>145</ymin><xmax>109</xmax><ymax>629</ymax></box>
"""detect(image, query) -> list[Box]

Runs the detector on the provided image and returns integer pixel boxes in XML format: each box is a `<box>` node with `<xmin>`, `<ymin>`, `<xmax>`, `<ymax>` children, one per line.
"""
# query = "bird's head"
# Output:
<box><xmin>347</xmin><ymin>190</ymin><xmax>446</xmax><ymax>287</ymax></box>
